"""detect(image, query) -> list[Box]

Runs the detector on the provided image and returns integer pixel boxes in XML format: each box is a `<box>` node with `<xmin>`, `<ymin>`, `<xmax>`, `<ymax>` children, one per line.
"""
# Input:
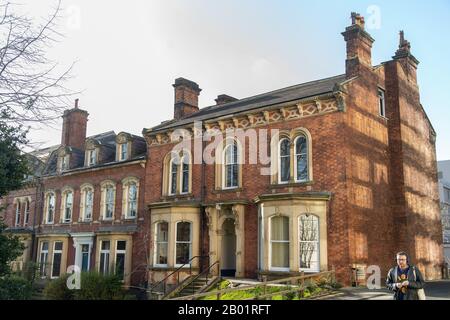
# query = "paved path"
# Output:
<box><xmin>323</xmin><ymin>280</ymin><xmax>450</xmax><ymax>300</ymax></box>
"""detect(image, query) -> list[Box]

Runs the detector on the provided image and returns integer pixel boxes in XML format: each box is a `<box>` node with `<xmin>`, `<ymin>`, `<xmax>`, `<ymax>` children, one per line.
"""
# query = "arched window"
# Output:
<box><xmin>279</xmin><ymin>138</ymin><xmax>291</xmax><ymax>183</ymax></box>
<box><xmin>24</xmin><ymin>199</ymin><xmax>30</xmax><ymax>226</ymax></box>
<box><xmin>127</xmin><ymin>183</ymin><xmax>137</xmax><ymax>218</ymax></box>
<box><xmin>62</xmin><ymin>190</ymin><xmax>73</xmax><ymax>223</ymax></box>
<box><xmin>44</xmin><ymin>192</ymin><xmax>55</xmax><ymax>224</ymax></box>
<box><xmin>15</xmin><ymin>200</ymin><xmax>21</xmax><ymax>227</ymax></box>
<box><xmin>155</xmin><ymin>222</ymin><xmax>169</xmax><ymax>266</ymax></box>
<box><xmin>101</xmin><ymin>181</ymin><xmax>116</xmax><ymax>220</ymax></box>
<box><xmin>169</xmin><ymin>157</ymin><xmax>178</xmax><ymax>196</ymax></box>
<box><xmin>294</xmin><ymin>135</ymin><xmax>308</xmax><ymax>182</ymax></box>
<box><xmin>270</xmin><ymin>216</ymin><xmax>290</xmax><ymax>271</ymax></box>
<box><xmin>181</xmin><ymin>153</ymin><xmax>190</xmax><ymax>194</ymax></box>
<box><xmin>224</xmin><ymin>142</ymin><xmax>239</xmax><ymax>189</ymax></box>
<box><xmin>80</xmin><ymin>186</ymin><xmax>94</xmax><ymax>222</ymax></box>
<box><xmin>299</xmin><ymin>215</ymin><xmax>320</xmax><ymax>272</ymax></box>
<box><xmin>175</xmin><ymin>222</ymin><xmax>192</xmax><ymax>266</ymax></box>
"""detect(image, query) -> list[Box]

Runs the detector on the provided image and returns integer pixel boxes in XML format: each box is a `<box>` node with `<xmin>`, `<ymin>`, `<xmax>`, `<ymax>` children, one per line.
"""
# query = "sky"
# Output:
<box><xmin>17</xmin><ymin>0</ymin><xmax>450</xmax><ymax>160</ymax></box>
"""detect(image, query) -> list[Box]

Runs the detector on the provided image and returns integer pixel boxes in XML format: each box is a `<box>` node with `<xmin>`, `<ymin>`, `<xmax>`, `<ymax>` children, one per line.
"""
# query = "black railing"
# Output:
<box><xmin>185</xmin><ymin>260</ymin><xmax>220</xmax><ymax>297</ymax></box>
<box><xmin>148</xmin><ymin>255</ymin><xmax>209</xmax><ymax>299</ymax></box>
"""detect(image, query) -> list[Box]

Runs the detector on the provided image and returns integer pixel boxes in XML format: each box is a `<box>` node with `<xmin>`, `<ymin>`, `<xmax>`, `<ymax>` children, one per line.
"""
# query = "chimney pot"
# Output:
<box><xmin>215</xmin><ymin>94</ymin><xmax>238</xmax><ymax>105</ymax></box>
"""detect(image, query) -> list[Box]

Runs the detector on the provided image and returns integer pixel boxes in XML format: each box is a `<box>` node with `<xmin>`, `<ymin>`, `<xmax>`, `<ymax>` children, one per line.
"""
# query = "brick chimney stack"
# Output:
<box><xmin>61</xmin><ymin>99</ymin><xmax>89</xmax><ymax>150</ymax></box>
<box><xmin>342</xmin><ymin>12</ymin><xmax>375</xmax><ymax>79</ymax></box>
<box><xmin>392</xmin><ymin>30</ymin><xmax>419</xmax><ymax>83</ymax></box>
<box><xmin>173</xmin><ymin>78</ymin><xmax>202</xmax><ymax>120</ymax></box>
<box><xmin>215</xmin><ymin>94</ymin><xmax>238</xmax><ymax>105</ymax></box>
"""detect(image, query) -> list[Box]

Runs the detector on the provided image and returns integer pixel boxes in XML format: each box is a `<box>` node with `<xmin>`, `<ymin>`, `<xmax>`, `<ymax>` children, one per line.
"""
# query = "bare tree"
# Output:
<box><xmin>0</xmin><ymin>0</ymin><xmax>75</xmax><ymax>130</ymax></box>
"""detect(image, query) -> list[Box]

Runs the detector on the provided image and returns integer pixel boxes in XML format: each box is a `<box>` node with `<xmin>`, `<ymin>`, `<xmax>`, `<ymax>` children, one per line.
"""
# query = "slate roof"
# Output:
<box><xmin>146</xmin><ymin>74</ymin><xmax>347</xmax><ymax>133</ymax></box>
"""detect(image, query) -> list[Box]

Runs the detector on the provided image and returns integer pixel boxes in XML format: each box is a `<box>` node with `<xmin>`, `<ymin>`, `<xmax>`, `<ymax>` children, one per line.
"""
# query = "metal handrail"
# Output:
<box><xmin>148</xmin><ymin>255</ymin><xmax>209</xmax><ymax>298</ymax></box>
<box><xmin>186</xmin><ymin>260</ymin><xmax>220</xmax><ymax>297</ymax></box>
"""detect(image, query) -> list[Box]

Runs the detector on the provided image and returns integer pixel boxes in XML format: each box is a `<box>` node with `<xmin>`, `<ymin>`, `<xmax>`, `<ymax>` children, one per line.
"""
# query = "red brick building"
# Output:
<box><xmin>0</xmin><ymin>13</ymin><xmax>443</xmax><ymax>291</ymax></box>
<box><xmin>143</xmin><ymin>13</ymin><xmax>443</xmax><ymax>286</ymax></box>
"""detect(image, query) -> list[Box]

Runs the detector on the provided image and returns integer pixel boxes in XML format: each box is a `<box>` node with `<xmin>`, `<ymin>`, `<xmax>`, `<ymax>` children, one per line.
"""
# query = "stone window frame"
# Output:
<box><xmin>60</xmin><ymin>187</ymin><xmax>75</xmax><ymax>224</ymax></box>
<box><xmin>162</xmin><ymin>150</ymin><xmax>192</xmax><ymax>197</ymax></box>
<box><xmin>95</xmin><ymin>235</ymin><xmax>132</xmax><ymax>285</ymax></box>
<box><xmin>85</xmin><ymin>148</ymin><xmax>98</xmax><ymax>167</ymax></box>
<box><xmin>174</xmin><ymin>221</ymin><xmax>193</xmax><ymax>268</ymax></box>
<box><xmin>298</xmin><ymin>214</ymin><xmax>320</xmax><ymax>272</ymax></box>
<box><xmin>13</xmin><ymin>198</ymin><xmax>21</xmax><ymax>227</ymax></box>
<box><xmin>23</xmin><ymin>198</ymin><xmax>30</xmax><ymax>226</ymax></box>
<box><xmin>43</xmin><ymin>191</ymin><xmax>56</xmax><ymax>225</ymax></box>
<box><xmin>150</xmin><ymin>208</ymin><xmax>200</xmax><ymax>270</ymax></box>
<box><xmin>79</xmin><ymin>183</ymin><xmax>95</xmax><ymax>222</ymax></box>
<box><xmin>116</xmin><ymin>133</ymin><xmax>132</xmax><ymax>162</ymax></box>
<box><xmin>271</xmin><ymin>128</ymin><xmax>313</xmax><ymax>185</ymax></box>
<box><xmin>121</xmin><ymin>177</ymin><xmax>139</xmax><ymax>219</ymax></box>
<box><xmin>268</xmin><ymin>215</ymin><xmax>290</xmax><ymax>272</ymax></box>
<box><xmin>37</xmin><ymin>237</ymin><xmax>69</xmax><ymax>280</ymax></box>
<box><xmin>100</xmin><ymin>180</ymin><xmax>116</xmax><ymax>221</ymax></box>
<box><xmin>215</xmin><ymin>137</ymin><xmax>243</xmax><ymax>190</ymax></box>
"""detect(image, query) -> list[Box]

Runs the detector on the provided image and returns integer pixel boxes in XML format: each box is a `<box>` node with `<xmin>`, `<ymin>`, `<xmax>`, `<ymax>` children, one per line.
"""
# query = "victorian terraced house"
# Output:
<box><xmin>0</xmin><ymin>13</ymin><xmax>444</xmax><ymax>292</ymax></box>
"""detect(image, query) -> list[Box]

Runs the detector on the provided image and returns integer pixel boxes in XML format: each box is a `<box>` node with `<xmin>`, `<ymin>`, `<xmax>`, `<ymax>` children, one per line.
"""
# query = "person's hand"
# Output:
<box><xmin>395</xmin><ymin>283</ymin><xmax>402</xmax><ymax>289</ymax></box>
<box><xmin>402</xmin><ymin>281</ymin><xmax>409</xmax><ymax>287</ymax></box>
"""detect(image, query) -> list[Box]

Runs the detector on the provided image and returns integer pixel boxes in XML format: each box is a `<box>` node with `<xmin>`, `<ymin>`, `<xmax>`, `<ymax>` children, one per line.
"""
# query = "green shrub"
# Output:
<box><xmin>0</xmin><ymin>276</ymin><xmax>33</xmax><ymax>300</ymax></box>
<box><xmin>74</xmin><ymin>272</ymin><xmax>127</xmax><ymax>300</ymax></box>
<box><xmin>43</xmin><ymin>274</ymin><xmax>75</xmax><ymax>300</ymax></box>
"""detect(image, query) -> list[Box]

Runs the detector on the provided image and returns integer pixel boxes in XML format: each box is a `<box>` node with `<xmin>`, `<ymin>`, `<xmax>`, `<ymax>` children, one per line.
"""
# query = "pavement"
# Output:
<box><xmin>321</xmin><ymin>280</ymin><xmax>450</xmax><ymax>300</ymax></box>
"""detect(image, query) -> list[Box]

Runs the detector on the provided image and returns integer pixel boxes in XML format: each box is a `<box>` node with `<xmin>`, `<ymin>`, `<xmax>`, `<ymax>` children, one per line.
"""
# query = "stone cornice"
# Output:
<box><xmin>145</xmin><ymin>93</ymin><xmax>346</xmax><ymax>147</ymax></box>
<box><xmin>253</xmin><ymin>192</ymin><xmax>332</xmax><ymax>203</ymax></box>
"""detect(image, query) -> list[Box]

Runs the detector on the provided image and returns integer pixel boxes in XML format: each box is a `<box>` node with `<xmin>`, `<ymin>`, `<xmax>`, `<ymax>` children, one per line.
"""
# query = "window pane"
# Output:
<box><xmin>81</xmin><ymin>244</ymin><xmax>89</xmax><ymax>272</ymax></box>
<box><xmin>271</xmin><ymin>242</ymin><xmax>289</xmax><ymax>268</ymax></box>
<box><xmin>101</xmin><ymin>241</ymin><xmax>110</xmax><ymax>251</ymax></box>
<box><xmin>182</xmin><ymin>160</ymin><xmax>189</xmax><ymax>193</ymax></box>
<box><xmin>157</xmin><ymin>223</ymin><xmax>168</xmax><ymax>241</ymax></box>
<box><xmin>299</xmin><ymin>215</ymin><xmax>320</xmax><ymax>271</ymax></box>
<box><xmin>42</xmin><ymin>241</ymin><xmax>49</xmax><ymax>251</ymax></box>
<box><xmin>176</xmin><ymin>222</ymin><xmax>191</xmax><ymax>242</ymax></box>
<box><xmin>296</xmin><ymin>155</ymin><xmax>308</xmax><ymax>181</ymax></box>
<box><xmin>115</xmin><ymin>253</ymin><xmax>125</xmax><ymax>280</ymax></box>
<box><xmin>40</xmin><ymin>253</ymin><xmax>48</xmax><ymax>277</ymax></box>
<box><xmin>299</xmin><ymin>242</ymin><xmax>319</xmax><ymax>269</ymax></box>
<box><xmin>176</xmin><ymin>243</ymin><xmax>191</xmax><ymax>265</ymax></box>
<box><xmin>280</xmin><ymin>139</ymin><xmax>290</xmax><ymax>182</ymax></box>
<box><xmin>54</xmin><ymin>242</ymin><xmax>63</xmax><ymax>251</ymax></box>
<box><xmin>156</xmin><ymin>243</ymin><xmax>168</xmax><ymax>265</ymax></box>
<box><xmin>271</xmin><ymin>216</ymin><xmax>289</xmax><ymax>241</ymax></box>
<box><xmin>170</xmin><ymin>161</ymin><xmax>178</xmax><ymax>194</ymax></box>
<box><xmin>299</xmin><ymin>216</ymin><xmax>319</xmax><ymax>241</ymax></box>
<box><xmin>52</xmin><ymin>253</ymin><xmax>62</xmax><ymax>277</ymax></box>
<box><xmin>100</xmin><ymin>252</ymin><xmax>110</xmax><ymax>275</ymax></box>
<box><xmin>116</xmin><ymin>241</ymin><xmax>126</xmax><ymax>251</ymax></box>
<box><xmin>106</xmin><ymin>187</ymin><xmax>114</xmax><ymax>218</ymax></box>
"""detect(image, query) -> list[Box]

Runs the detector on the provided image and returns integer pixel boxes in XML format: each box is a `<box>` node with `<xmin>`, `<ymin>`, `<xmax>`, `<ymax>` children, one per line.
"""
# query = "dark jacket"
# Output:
<box><xmin>386</xmin><ymin>265</ymin><xmax>425</xmax><ymax>300</ymax></box>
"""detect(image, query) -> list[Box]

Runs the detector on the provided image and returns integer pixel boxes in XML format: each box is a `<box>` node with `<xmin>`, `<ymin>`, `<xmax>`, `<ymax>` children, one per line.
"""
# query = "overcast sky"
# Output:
<box><xmin>19</xmin><ymin>0</ymin><xmax>450</xmax><ymax>160</ymax></box>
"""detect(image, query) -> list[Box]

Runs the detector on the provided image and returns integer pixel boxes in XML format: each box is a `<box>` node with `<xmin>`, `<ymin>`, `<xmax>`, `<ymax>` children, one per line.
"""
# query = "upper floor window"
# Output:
<box><xmin>119</xmin><ymin>143</ymin><xmax>128</xmax><ymax>161</ymax></box>
<box><xmin>224</xmin><ymin>142</ymin><xmax>239</xmax><ymax>189</ymax></box>
<box><xmin>272</xmin><ymin>129</ymin><xmax>312</xmax><ymax>185</ymax></box>
<box><xmin>61</xmin><ymin>189</ymin><xmax>74</xmax><ymax>223</ymax></box>
<box><xmin>80</xmin><ymin>185</ymin><xmax>94</xmax><ymax>222</ymax></box>
<box><xmin>279</xmin><ymin>139</ymin><xmax>291</xmax><ymax>184</ymax></box>
<box><xmin>294</xmin><ymin>135</ymin><xmax>308</xmax><ymax>182</ymax></box>
<box><xmin>44</xmin><ymin>193</ymin><xmax>55</xmax><ymax>224</ymax></box>
<box><xmin>101</xmin><ymin>181</ymin><xmax>116</xmax><ymax>220</ymax></box>
<box><xmin>445</xmin><ymin>187</ymin><xmax>450</xmax><ymax>204</ymax></box>
<box><xmin>87</xmin><ymin>149</ymin><xmax>97</xmax><ymax>166</ymax></box>
<box><xmin>122</xmin><ymin>178</ymin><xmax>139</xmax><ymax>219</ymax></box>
<box><xmin>24</xmin><ymin>199</ymin><xmax>30</xmax><ymax>226</ymax></box>
<box><xmin>61</xmin><ymin>154</ymin><xmax>70</xmax><ymax>171</ymax></box>
<box><xmin>15</xmin><ymin>201</ymin><xmax>21</xmax><ymax>227</ymax></box>
<box><xmin>164</xmin><ymin>151</ymin><xmax>192</xmax><ymax>196</ymax></box>
<box><xmin>378</xmin><ymin>88</ymin><xmax>386</xmax><ymax>117</ymax></box>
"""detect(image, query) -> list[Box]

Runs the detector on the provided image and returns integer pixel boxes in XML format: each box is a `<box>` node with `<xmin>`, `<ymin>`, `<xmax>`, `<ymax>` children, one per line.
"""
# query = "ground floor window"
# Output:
<box><xmin>175</xmin><ymin>222</ymin><xmax>192</xmax><ymax>266</ymax></box>
<box><xmin>115</xmin><ymin>241</ymin><xmax>126</xmax><ymax>281</ymax></box>
<box><xmin>81</xmin><ymin>244</ymin><xmax>90</xmax><ymax>272</ymax></box>
<box><xmin>39</xmin><ymin>241</ymin><xmax>49</xmax><ymax>277</ymax></box>
<box><xmin>270</xmin><ymin>216</ymin><xmax>290</xmax><ymax>271</ymax></box>
<box><xmin>100</xmin><ymin>241</ymin><xmax>110</xmax><ymax>275</ymax></box>
<box><xmin>51</xmin><ymin>242</ymin><xmax>63</xmax><ymax>278</ymax></box>
<box><xmin>299</xmin><ymin>215</ymin><xmax>320</xmax><ymax>272</ymax></box>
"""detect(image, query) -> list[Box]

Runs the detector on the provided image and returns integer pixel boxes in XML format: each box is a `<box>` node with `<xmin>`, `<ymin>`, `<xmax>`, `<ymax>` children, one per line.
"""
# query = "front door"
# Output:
<box><xmin>220</xmin><ymin>218</ymin><xmax>236</xmax><ymax>277</ymax></box>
